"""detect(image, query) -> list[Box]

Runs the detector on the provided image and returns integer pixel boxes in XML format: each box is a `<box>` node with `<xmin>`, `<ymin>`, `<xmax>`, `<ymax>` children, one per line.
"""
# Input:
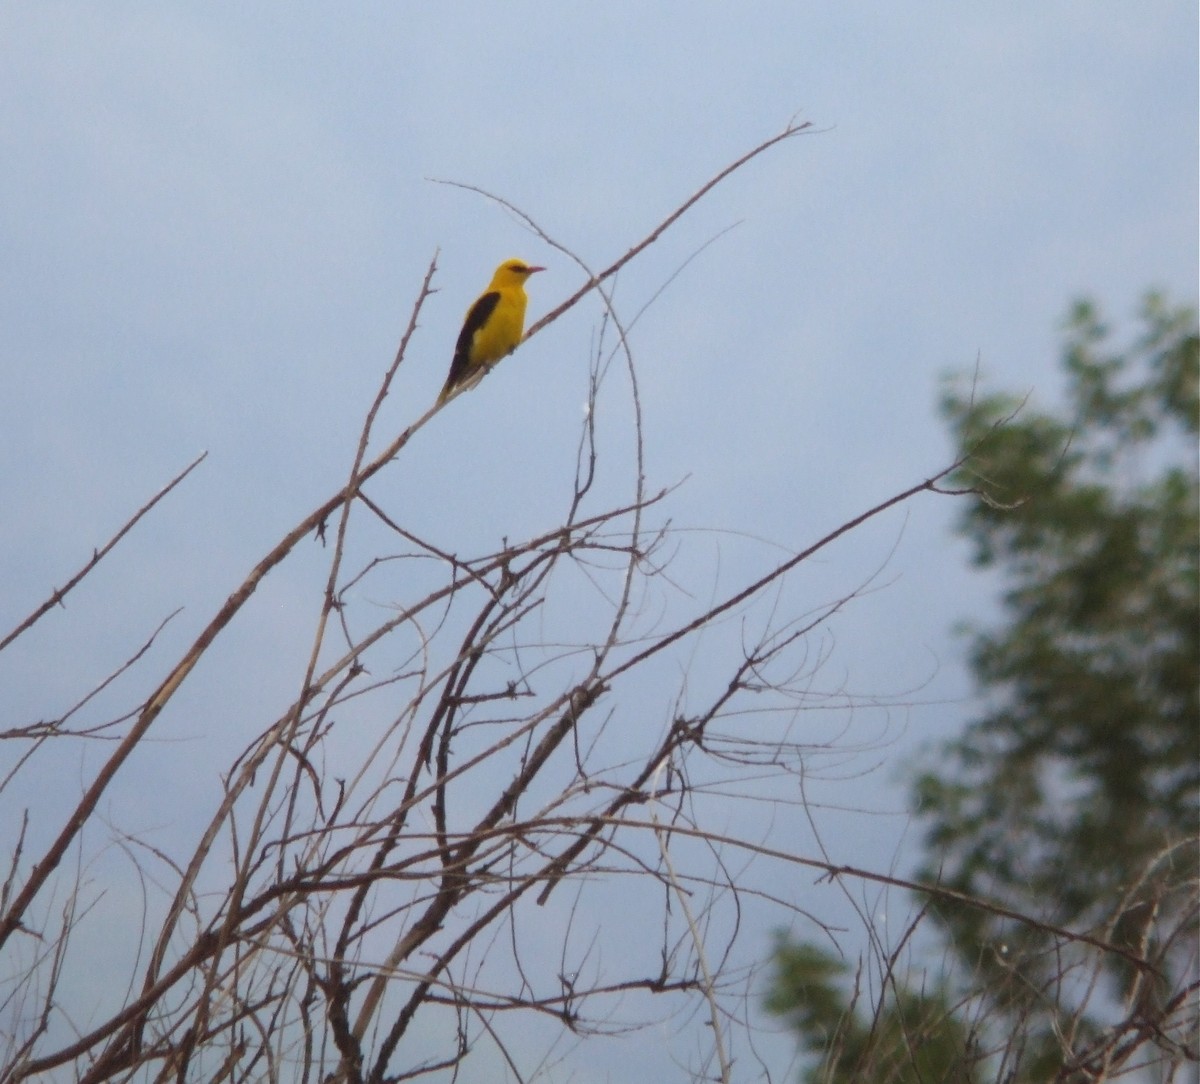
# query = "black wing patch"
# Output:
<box><xmin>440</xmin><ymin>291</ymin><xmax>501</xmax><ymax>400</ymax></box>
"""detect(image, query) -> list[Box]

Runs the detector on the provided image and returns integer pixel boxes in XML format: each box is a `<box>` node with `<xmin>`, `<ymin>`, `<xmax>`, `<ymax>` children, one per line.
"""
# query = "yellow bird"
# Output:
<box><xmin>438</xmin><ymin>258</ymin><xmax>545</xmax><ymax>404</ymax></box>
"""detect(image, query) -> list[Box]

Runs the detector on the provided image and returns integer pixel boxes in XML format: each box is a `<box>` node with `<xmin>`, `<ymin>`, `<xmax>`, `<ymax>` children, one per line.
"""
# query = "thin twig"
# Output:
<box><xmin>0</xmin><ymin>452</ymin><xmax>206</xmax><ymax>653</ymax></box>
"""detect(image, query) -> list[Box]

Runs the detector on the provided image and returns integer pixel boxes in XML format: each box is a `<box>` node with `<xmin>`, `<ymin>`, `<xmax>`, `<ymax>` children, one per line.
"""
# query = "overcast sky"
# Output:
<box><xmin>1</xmin><ymin>4</ymin><xmax>1196</xmax><ymax>1081</ymax></box>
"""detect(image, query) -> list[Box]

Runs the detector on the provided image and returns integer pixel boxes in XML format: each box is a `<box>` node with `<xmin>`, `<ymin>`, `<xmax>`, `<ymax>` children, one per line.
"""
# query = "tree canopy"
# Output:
<box><xmin>768</xmin><ymin>292</ymin><xmax>1199</xmax><ymax>1083</ymax></box>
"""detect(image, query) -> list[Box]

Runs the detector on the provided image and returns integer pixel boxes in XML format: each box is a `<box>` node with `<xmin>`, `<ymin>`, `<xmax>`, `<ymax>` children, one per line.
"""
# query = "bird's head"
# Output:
<box><xmin>490</xmin><ymin>259</ymin><xmax>545</xmax><ymax>289</ymax></box>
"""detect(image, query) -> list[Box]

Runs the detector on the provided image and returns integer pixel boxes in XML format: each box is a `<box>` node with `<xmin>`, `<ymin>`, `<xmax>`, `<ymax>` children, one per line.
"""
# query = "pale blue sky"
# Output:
<box><xmin>1</xmin><ymin>4</ymin><xmax>1196</xmax><ymax>1080</ymax></box>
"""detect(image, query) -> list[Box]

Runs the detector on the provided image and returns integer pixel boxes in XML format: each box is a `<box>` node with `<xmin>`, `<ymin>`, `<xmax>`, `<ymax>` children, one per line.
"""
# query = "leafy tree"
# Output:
<box><xmin>768</xmin><ymin>293</ymin><xmax>1199</xmax><ymax>1082</ymax></box>
<box><xmin>764</xmin><ymin>937</ymin><xmax>985</xmax><ymax>1084</ymax></box>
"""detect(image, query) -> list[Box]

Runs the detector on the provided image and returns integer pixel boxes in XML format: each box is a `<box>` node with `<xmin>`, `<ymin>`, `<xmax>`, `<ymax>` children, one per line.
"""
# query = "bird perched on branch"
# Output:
<box><xmin>437</xmin><ymin>258</ymin><xmax>545</xmax><ymax>404</ymax></box>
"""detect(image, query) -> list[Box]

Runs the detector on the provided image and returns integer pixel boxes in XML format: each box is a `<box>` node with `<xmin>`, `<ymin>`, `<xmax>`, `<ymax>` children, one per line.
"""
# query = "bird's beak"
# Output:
<box><xmin>526</xmin><ymin>266</ymin><xmax>546</xmax><ymax>275</ymax></box>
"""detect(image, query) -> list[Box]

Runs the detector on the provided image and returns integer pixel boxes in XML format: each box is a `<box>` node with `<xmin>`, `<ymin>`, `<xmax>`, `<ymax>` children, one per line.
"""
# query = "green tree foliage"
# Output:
<box><xmin>768</xmin><ymin>293</ymin><xmax>1199</xmax><ymax>1082</ymax></box>
<box><xmin>915</xmin><ymin>294</ymin><xmax>1198</xmax><ymax>1043</ymax></box>
<box><xmin>764</xmin><ymin>936</ymin><xmax>985</xmax><ymax>1084</ymax></box>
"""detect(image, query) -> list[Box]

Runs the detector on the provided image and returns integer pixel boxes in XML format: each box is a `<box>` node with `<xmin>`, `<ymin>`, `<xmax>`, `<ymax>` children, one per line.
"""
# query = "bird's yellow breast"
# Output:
<box><xmin>467</xmin><ymin>289</ymin><xmax>528</xmax><ymax>366</ymax></box>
